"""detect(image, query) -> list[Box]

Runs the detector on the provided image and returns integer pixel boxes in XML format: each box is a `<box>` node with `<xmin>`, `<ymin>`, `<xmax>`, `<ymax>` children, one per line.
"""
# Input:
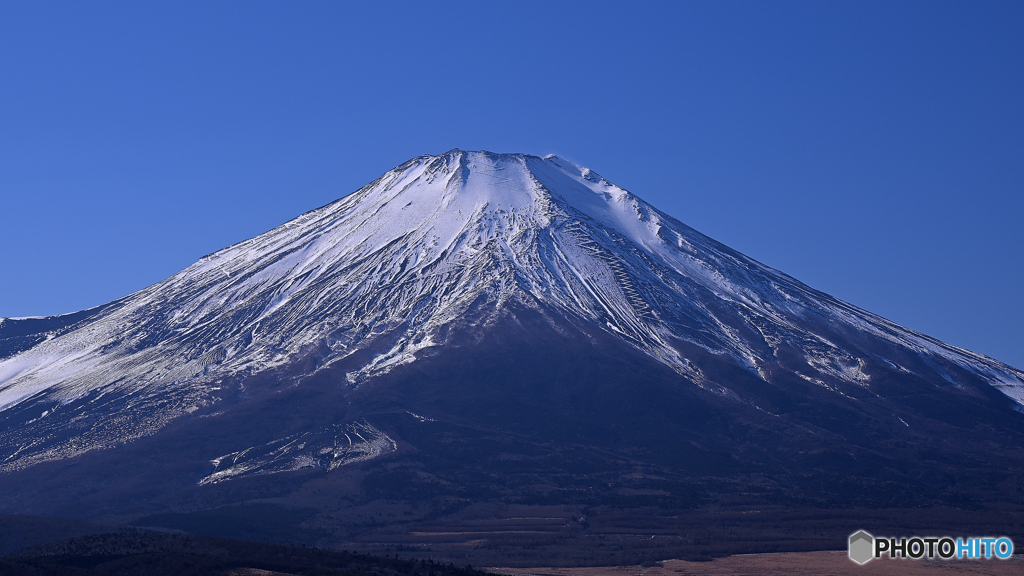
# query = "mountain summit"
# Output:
<box><xmin>2</xmin><ymin>150</ymin><xmax>1024</xmax><ymax>559</ymax></box>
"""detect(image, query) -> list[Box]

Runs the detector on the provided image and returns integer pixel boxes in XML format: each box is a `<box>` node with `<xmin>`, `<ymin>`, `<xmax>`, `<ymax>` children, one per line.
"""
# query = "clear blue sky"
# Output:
<box><xmin>1</xmin><ymin>1</ymin><xmax>1022</xmax><ymax>369</ymax></box>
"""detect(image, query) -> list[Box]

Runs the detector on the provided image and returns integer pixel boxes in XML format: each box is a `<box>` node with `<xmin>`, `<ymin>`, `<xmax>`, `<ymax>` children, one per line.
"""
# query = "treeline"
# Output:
<box><xmin>1</xmin><ymin>532</ymin><xmax>494</xmax><ymax>576</ymax></box>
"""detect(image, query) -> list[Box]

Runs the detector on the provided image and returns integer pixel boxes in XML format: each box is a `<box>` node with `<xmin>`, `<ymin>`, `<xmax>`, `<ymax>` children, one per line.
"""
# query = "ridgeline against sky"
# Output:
<box><xmin>1</xmin><ymin>2</ymin><xmax>1022</xmax><ymax>368</ymax></box>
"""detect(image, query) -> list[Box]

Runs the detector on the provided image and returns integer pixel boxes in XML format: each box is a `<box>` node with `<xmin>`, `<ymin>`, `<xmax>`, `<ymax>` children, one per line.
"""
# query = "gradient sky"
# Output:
<box><xmin>1</xmin><ymin>1</ymin><xmax>1022</xmax><ymax>368</ymax></box>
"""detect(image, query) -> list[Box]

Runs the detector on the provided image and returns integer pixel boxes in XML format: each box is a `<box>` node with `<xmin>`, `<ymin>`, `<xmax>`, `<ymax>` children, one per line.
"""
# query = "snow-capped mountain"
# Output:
<box><xmin>1</xmin><ymin>149</ymin><xmax>1023</xmax><ymax>483</ymax></box>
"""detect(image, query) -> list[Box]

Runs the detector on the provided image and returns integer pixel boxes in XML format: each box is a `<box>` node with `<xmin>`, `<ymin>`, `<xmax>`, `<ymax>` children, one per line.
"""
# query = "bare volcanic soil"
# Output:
<box><xmin>496</xmin><ymin>551</ymin><xmax>1024</xmax><ymax>576</ymax></box>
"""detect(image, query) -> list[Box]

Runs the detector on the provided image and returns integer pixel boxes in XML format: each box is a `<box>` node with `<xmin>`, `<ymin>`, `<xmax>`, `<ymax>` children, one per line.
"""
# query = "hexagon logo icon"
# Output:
<box><xmin>849</xmin><ymin>530</ymin><xmax>874</xmax><ymax>565</ymax></box>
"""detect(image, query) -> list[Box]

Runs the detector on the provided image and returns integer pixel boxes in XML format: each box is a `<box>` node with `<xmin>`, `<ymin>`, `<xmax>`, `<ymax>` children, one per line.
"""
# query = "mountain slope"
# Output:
<box><xmin>1</xmin><ymin>150</ymin><xmax>1024</xmax><ymax>559</ymax></box>
<box><xmin>2</xmin><ymin>150</ymin><xmax>1022</xmax><ymax>474</ymax></box>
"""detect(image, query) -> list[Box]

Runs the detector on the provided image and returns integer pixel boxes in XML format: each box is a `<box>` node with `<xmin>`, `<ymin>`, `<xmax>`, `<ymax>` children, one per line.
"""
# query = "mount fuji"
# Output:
<box><xmin>2</xmin><ymin>150</ymin><xmax>1024</xmax><ymax>561</ymax></box>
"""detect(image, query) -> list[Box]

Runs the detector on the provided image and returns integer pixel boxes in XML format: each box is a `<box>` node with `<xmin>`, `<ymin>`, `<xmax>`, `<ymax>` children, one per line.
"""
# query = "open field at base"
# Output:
<box><xmin>493</xmin><ymin>551</ymin><xmax>1024</xmax><ymax>576</ymax></box>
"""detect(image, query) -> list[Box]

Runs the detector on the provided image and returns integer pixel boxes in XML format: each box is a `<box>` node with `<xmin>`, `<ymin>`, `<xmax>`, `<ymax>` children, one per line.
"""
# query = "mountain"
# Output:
<box><xmin>2</xmin><ymin>150</ymin><xmax>1024</xmax><ymax>563</ymax></box>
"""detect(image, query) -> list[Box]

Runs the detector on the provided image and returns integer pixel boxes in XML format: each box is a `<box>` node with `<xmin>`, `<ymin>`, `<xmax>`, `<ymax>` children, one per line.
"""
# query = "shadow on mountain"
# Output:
<box><xmin>2</xmin><ymin>303</ymin><xmax>1023</xmax><ymax>564</ymax></box>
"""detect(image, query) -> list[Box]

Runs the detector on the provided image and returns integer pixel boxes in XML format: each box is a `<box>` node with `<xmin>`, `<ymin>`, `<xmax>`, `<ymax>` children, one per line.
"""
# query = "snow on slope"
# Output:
<box><xmin>1</xmin><ymin>149</ymin><xmax>1023</xmax><ymax>471</ymax></box>
<box><xmin>198</xmin><ymin>420</ymin><xmax>396</xmax><ymax>486</ymax></box>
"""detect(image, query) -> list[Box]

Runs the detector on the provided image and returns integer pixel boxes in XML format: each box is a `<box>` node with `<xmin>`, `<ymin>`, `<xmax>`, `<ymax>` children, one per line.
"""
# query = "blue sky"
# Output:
<box><xmin>1</xmin><ymin>1</ymin><xmax>1022</xmax><ymax>368</ymax></box>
